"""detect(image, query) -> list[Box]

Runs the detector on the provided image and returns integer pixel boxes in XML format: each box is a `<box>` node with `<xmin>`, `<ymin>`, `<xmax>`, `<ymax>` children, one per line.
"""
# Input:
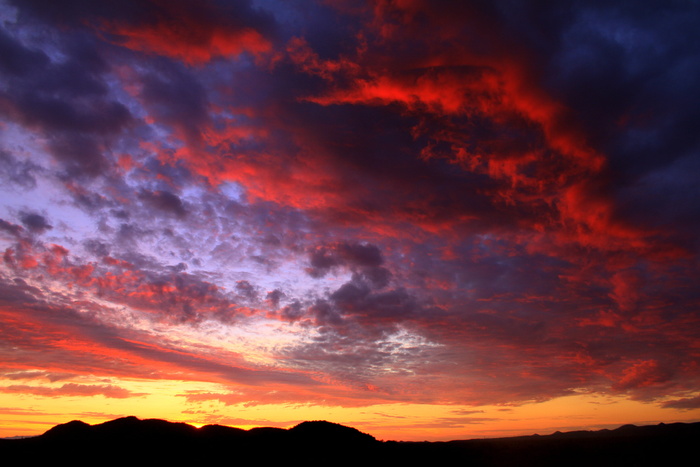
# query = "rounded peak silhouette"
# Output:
<box><xmin>41</xmin><ymin>420</ymin><xmax>90</xmax><ymax>438</ymax></box>
<box><xmin>290</xmin><ymin>420</ymin><xmax>376</xmax><ymax>443</ymax></box>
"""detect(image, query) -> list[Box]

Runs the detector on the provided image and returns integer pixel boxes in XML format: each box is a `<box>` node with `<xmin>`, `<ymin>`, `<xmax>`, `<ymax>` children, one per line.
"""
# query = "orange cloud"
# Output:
<box><xmin>0</xmin><ymin>383</ymin><xmax>142</xmax><ymax>399</ymax></box>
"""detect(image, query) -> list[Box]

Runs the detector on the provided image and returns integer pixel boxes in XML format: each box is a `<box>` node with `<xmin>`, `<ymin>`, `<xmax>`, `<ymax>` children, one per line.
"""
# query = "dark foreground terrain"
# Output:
<box><xmin>2</xmin><ymin>417</ymin><xmax>698</xmax><ymax>466</ymax></box>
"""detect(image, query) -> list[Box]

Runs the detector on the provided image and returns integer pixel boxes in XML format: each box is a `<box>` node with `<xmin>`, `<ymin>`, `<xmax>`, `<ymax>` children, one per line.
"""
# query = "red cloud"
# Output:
<box><xmin>111</xmin><ymin>22</ymin><xmax>270</xmax><ymax>65</ymax></box>
<box><xmin>99</xmin><ymin>0</ymin><xmax>272</xmax><ymax>65</ymax></box>
<box><xmin>613</xmin><ymin>360</ymin><xmax>671</xmax><ymax>391</ymax></box>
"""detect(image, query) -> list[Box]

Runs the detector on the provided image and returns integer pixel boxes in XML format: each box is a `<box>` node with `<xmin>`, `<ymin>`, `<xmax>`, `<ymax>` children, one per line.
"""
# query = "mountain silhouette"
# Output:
<box><xmin>289</xmin><ymin>420</ymin><xmax>377</xmax><ymax>445</ymax></box>
<box><xmin>2</xmin><ymin>417</ymin><xmax>698</xmax><ymax>466</ymax></box>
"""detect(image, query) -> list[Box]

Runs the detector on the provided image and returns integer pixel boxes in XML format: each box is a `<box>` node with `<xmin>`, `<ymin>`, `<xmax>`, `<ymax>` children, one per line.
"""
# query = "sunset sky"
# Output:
<box><xmin>1</xmin><ymin>0</ymin><xmax>700</xmax><ymax>441</ymax></box>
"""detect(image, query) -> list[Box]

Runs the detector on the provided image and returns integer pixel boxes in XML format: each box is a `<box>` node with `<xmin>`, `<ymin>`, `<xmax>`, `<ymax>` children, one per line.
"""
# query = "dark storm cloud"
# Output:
<box><xmin>0</xmin><ymin>218</ymin><xmax>24</xmax><ymax>238</ymax></box>
<box><xmin>138</xmin><ymin>189</ymin><xmax>188</xmax><ymax>218</ymax></box>
<box><xmin>305</xmin><ymin>242</ymin><xmax>392</xmax><ymax>288</ymax></box>
<box><xmin>83</xmin><ymin>239</ymin><xmax>111</xmax><ymax>258</ymax></box>
<box><xmin>8</xmin><ymin>0</ymin><xmax>153</xmax><ymax>27</ymax></box>
<box><xmin>137</xmin><ymin>60</ymin><xmax>211</xmax><ymax>144</ymax></box>
<box><xmin>307</xmin><ymin>243</ymin><xmax>380</xmax><ymax>278</ymax></box>
<box><xmin>330</xmin><ymin>281</ymin><xmax>419</xmax><ymax>321</ymax></box>
<box><xmin>265</xmin><ymin>289</ymin><xmax>285</xmax><ymax>308</ymax></box>
<box><xmin>0</xmin><ymin>21</ymin><xmax>133</xmax><ymax>179</ymax></box>
<box><xmin>9</xmin><ymin>0</ymin><xmax>277</xmax><ymax>38</ymax></box>
<box><xmin>521</xmin><ymin>1</ymin><xmax>700</xmax><ymax>243</ymax></box>
<box><xmin>0</xmin><ymin>25</ymin><xmax>119</xmax><ymax>120</ymax></box>
<box><xmin>279</xmin><ymin>299</ymin><xmax>304</xmax><ymax>322</ymax></box>
<box><xmin>254</xmin><ymin>0</ymin><xmax>700</xmax><ymax>257</ymax></box>
<box><xmin>19</xmin><ymin>212</ymin><xmax>51</xmax><ymax>233</ymax></box>
<box><xmin>274</xmin><ymin>99</ymin><xmax>506</xmax><ymax>233</ymax></box>
<box><xmin>0</xmin><ymin>26</ymin><xmax>49</xmax><ymax>76</ymax></box>
<box><xmin>47</xmin><ymin>134</ymin><xmax>110</xmax><ymax>177</ymax></box>
<box><xmin>0</xmin><ymin>151</ymin><xmax>39</xmax><ymax>189</ymax></box>
<box><xmin>235</xmin><ymin>280</ymin><xmax>259</xmax><ymax>302</ymax></box>
<box><xmin>11</xmin><ymin>92</ymin><xmax>131</xmax><ymax>135</ymax></box>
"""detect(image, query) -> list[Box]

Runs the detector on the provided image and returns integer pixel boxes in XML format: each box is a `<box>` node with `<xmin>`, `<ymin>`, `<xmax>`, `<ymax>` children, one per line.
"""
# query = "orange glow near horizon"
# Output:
<box><xmin>1</xmin><ymin>374</ymin><xmax>699</xmax><ymax>440</ymax></box>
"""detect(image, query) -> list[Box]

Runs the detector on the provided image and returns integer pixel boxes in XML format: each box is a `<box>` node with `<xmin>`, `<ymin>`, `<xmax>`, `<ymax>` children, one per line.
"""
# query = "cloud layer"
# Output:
<box><xmin>1</xmin><ymin>0</ymin><xmax>699</xmax><ymax>433</ymax></box>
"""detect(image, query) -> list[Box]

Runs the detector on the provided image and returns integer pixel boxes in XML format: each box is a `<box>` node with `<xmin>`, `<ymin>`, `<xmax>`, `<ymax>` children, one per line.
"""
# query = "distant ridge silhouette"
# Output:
<box><xmin>2</xmin><ymin>417</ymin><xmax>698</xmax><ymax>466</ymax></box>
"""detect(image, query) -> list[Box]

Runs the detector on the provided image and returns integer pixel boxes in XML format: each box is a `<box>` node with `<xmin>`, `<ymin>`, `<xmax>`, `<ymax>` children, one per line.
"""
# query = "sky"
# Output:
<box><xmin>1</xmin><ymin>0</ymin><xmax>700</xmax><ymax>441</ymax></box>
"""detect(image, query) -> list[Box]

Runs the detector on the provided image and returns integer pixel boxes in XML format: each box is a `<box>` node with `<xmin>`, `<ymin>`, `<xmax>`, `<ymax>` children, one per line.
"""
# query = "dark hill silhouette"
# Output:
<box><xmin>42</xmin><ymin>415</ymin><xmax>200</xmax><ymax>442</ymax></box>
<box><xmin>289</xmin><ymin>420</ymin><xmax>377</xmax><ymax>445</ymax></box>
<box><xmin>1</xmin><ymin>417</ymin><xmax>698</xmax><ymax>466</ymax></box>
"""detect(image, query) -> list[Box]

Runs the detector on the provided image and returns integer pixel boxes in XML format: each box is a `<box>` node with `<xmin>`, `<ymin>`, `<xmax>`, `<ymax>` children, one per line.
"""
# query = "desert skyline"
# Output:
<box><xmin>1</xmin><ymin>0</ymin><xmax>699</xmax><ymax>441</ymax></box>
